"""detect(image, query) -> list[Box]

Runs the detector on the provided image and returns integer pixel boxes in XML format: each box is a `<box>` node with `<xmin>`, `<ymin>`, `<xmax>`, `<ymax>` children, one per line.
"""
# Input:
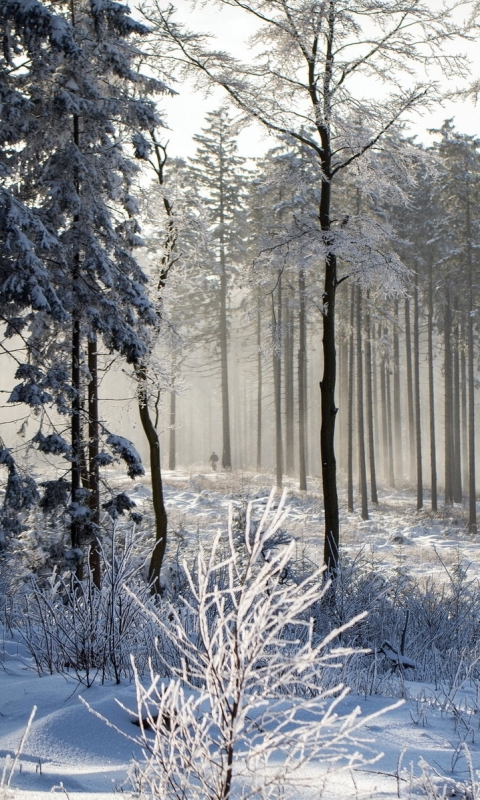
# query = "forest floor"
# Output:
<box><xmin>1</xmin><ymin>468</ymin><xmax>480</xmax><ymax>799</ymax></box>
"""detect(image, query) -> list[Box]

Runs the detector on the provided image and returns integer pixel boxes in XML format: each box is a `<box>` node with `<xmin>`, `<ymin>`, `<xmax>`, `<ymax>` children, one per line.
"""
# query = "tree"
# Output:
<box><xmin>189</xmin><ymin>107</ymin><xmax>246</xmax><ymax>470</ymax></box>
<box><xmin>143</xmin><ymin>0</ymin><xmax>475</xmax><ymax>571</ymax></box>
<box><xmin>433</xmin><ymin>122</ymin><xmax>480</xmax><ymax>532</ymax></box>
<box><xmin>1</xmin><ymin>0</ymin><xmax>162</xmax><ymax>577</ymax></box>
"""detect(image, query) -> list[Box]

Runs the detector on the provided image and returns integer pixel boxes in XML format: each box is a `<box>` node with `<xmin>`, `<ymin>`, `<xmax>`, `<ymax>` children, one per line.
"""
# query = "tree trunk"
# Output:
<box><xmin>466</xmin><ymin>196</ymin><xmax>477</xmax><ymax>532</ymax></box>
<box><xmin>70</xmin><ymin>110</ymin><xmax>83</xmax><ymax>574</ymax></box>
<box><xmin>405</xmin><ymin>297</ymin><xmax>415</xmax><ymax>482</ymax></box>
<box><xmin>298</xmin><ymin>269</ymin><xmax>307</xmax><ymax>491</ymax></box>
<box><xmin>413</xmin><ymin>272</ymin><xmax>423</xmax><ymax>510</ymax></box>
<box><xmin>220</xmin><ymin>253</ymin><xmax>232</xmax><ymax>469</ymax></box>
<box><xmin>137</xmin><ymin>365</ymin><xmax>168</xmax><ymax>594</ymax></box>
<box><xmin>427</xmin><ymin>258</ymin><xmax>437</xmax><ymax>512</ymax></box>
<box><xmin>379</xmin><ymin>324</ymin><xmax>388</xmax><ymax>483</ymax></box>
<box><xmin>168</xmin><ymin>389</ymin><xmax>176</xmax><ymax>471</ymax></box>
<box><xmin>257</xmin><ymin>305</ymin><xmax>262</xmax><ymax>470</ymax></box>
<box><xmin>461</xmin><ymin>324</ymin><xmax>468</xmax><ymax>493</ymax></box>
<box><xmin>347</xmin><ymin>287</ymin><xmax>355</xmax><ymax>513</ymax></box>
<box><xmin>88</xmin><ymin>336</ymin><xmax>101</xmax><ymax>588</ymax></box>
<box><xmin>393</xmin><ymin>300</ymin><xmax>403</xmax><ymax>481</ymax></box>
<box><xmin>356</xmin><ymin>287</ymin><xmax>368</xmax><ymax>519</ymax></box>
<box><xmin>444</xmin><ymin>289</ymin><xmax>454</xmax><ymax>505</ymax></box>
<box><xmin>385</xmin><ymin>341</ymin><xmax>395</xmax><ymax>488</ymax></box>
<box><xmin>453</xmin><ymin>320</ymin><xmax>463</xmax><ymax>502</ymax></box>
<box><xmin>365</xmin><ymin>291</ymin><xmax>378</xmax><ymax>504</ymax></box>
<box><xmin>71</xmin><ymin>313</ymin><xmax>82</xmax><ymax>554</ymax></box>
<box><xmin>319</xmin><ymin>10</ymin><xmax>339</xmax><ymax>571</ymax></box>
<box><xmin>272</xmin><ymin>275</ymin><xmax>284</xmax><ymax>488</ymax></box>
<box><xmin>285</xmin><ymin>298</ymin><xmax>295</xmax><ymax>474</ymax></box>
<box><xmin>338</xmin><ymin>334</ymin><xmax>348</xmax><ymax>475</ymax></box>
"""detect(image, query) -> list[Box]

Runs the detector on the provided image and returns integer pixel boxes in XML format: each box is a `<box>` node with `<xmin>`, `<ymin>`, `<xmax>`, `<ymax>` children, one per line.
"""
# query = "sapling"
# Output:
<box><xmin>107</xmin><ymin>490</ymin><xmax>402</xmax><ymax>799</ymax></box>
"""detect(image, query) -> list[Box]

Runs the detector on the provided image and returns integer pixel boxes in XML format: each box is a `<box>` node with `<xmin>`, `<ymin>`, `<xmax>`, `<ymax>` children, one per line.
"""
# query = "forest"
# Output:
<box><xmin>1</xmin><ymin>0</ymin><xmax>480</xmax><ymax>798</ymax></box>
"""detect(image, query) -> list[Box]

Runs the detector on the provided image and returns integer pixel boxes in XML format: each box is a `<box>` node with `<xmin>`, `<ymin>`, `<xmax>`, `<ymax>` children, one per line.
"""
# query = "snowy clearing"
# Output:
<box><xmin>1</xmin><ymin>471</ymin><xmax>480</xmax><ymax>799</ymax></box>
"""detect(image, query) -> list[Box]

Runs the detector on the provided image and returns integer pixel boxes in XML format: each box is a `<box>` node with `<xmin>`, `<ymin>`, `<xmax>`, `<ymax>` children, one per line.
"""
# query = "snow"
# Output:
<box><xmin>1</xmin><ymin>470</ymin><xmax>480</xmax><ymax>798</ymax></box>
<box><xmin>1</xmin><ymin>634</ymin><xmax>479</xmax><ymax>798</ymax></box>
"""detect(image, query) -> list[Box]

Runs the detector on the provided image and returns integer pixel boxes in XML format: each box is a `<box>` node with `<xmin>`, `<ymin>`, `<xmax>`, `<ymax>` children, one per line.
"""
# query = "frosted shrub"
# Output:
<box><xmin>309</xmin><ymin>550</ymin><xmax>480</xmax><ymax>694</ymax></box>
<box><xmin>123</xmin><ymin>491</ymin><xmax>399</xmax><ymax>800</ymax></box>
<box><xmin>16</xmin><ymin>535</ymin><xmax>161</xmax><ymax>686</ymax></box>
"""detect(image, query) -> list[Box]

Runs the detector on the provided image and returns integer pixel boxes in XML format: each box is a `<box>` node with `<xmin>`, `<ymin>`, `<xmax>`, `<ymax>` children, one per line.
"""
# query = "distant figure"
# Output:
<box><xmin>209</xmin><ymin>451</ymin><xmax>219</xmax><ymax>472</ymax></box>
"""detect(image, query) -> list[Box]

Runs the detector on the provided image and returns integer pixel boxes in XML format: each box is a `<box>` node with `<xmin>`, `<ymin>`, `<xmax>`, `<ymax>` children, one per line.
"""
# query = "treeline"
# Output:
<box><xmin>156</xmin><ymin>115</ymin><xmax>480</xmax><ymax>537</ymax></box>
<box><xmin>1</xmin><ymin>0</ymin><xmax>479</xmax><ymax>584</ymax></box>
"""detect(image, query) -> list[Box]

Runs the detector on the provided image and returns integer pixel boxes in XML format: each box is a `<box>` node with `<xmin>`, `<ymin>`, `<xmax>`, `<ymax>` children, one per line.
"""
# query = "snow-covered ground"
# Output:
<box><xmin>1</xmin><ymin>469</ymin><xmax>480</xmax><ymax>799</ymax></box>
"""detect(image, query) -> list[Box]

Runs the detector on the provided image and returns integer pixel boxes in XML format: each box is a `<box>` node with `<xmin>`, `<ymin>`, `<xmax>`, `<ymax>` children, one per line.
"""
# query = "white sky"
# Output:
<box><xmin>157</xmin><ymin>0</ymin><xmax>480</xmax><ymax>160</ymax></box>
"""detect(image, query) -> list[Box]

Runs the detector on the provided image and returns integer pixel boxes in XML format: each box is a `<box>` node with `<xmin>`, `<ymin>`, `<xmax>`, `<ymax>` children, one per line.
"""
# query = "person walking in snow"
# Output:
<box><xmin>209</xmin><ymin>451</ymin><xmax>219</xmax><ymax>472</ymax></box>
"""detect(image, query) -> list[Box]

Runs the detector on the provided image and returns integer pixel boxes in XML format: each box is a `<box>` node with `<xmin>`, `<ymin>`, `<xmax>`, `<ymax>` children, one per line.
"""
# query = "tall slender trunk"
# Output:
<box><xmin>365</xmin><ymin>291</ymin><xmax>378</xmax><ymax>504</ymax></box>
<box><xmin>70</xmin><ymin>110</ymin><xmax>82</xmax><ymax>564</ymax></box>
<box><xmin>356</xmin><ymin>287</ymin><xmax>368</xmax><ymax>519</ymax></box>
<box><xmin>137</xmin><ymin>365</ymin><xmax>167</xmax><ymax>593</ymax></box>
<box><xmin>220</xmin><ymin>252</ymin><xmax>231</xmax><ymax>469</ymax></box>
<box><xmin>285</xmin><ymin>299</ymin><xmax>295</xmax><ymax>473</ymax></box>
<box><xmin>71</xmin><ymin>311</ymin><xmax>82</xmax><ymax>552</ymax></box>
<box><xmin>444</xmin><ymin>289</ymin><xmax>454</xmax><ymax>505</ymax></box>
<box><xmin>461</xmin><ymin>324</ymin><xmax>468</xmax><ymax>492</ymax></box>
<box><xmin>298</xmin><ymin>269</ymin><xmax>307</xmax><ymax>491</ymax></box>
<box><xmin>393</xmin><ymin>301</ymin><xmax>403</xmax><ymax>481</ymax></box>
<box><xmin>427</xmin><ymin>259</ymin><xmax>437</xmax><ymax>512</ymax></box>
<box><xmin>347</xmin><ymin>287</ymin><xmax>355</xmax><ymax>512</ymax></box>
<box><xmin>385</xmin><ymin>342</ymin><xmax>395</xmax><ymax>488</ymax></box>
<box><xmin>257</xmin><ymin>306</ymin><xmax>262</xmax><ymax>470</ymax></box>
<box><xmin>453</xmin><ymin>320</ymin><xmax>463</xmax><ymax>502</ymax></box>
<box><xmin>317</xmin><ymin>7</ymin><xmax>340</xmax><ymax>571</ymax></box>
<box><xmin>168</xmin><ymin>350</ymin><xmax>177</xmax><ymax>471</ymax></box>
<box><xmin>272</xmin><ymin>275</ymin><xmax>283</xmax><ymax>488</ymax></box>
<box><xmin>379</xmin><ymin>324</ymin><xmax>388</xmax><ymax>483</ymax></box>
<box><xmin>466</xmin><ymin>195</ymin><xmax>477</xmax><ymax>532</ymax></box>
<box><xmin>413</xmin><ymin>272</ymin><xmax>423</xmax><ymax>510</ymax></box>
<box><xmin>338</xmin><ymin>335</ymin><xmax>348</xmax><ymax>475</ymax></box>
<box><xmin>168</xmin><ymin>389</ymin><xmax>176</xmax><ymax>471</ymax></box>
<box><xmin>405</xmin><ymin>297</ymin><xmax>415</xmax><ymax>482</ymax></box>
<box><xmin>88</xmin><ymin>337</ymin><xmax>101</xmax><ymax>587</ymax></box>
<box><xmin>372</xmin><ymin>321</ymin><xmax>380</xmax><ymax>468</ymax></box>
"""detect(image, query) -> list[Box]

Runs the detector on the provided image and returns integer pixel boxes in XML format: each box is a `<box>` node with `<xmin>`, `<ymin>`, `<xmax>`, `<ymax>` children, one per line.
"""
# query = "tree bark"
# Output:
<box><xmin>453</xmin><ymin>320</ymin><xmax>463</xmax><ymax>502</ymax></box>
<box><xmin>257</xmin><ymin>305</ymin><xmax>262</xmax><ymax>470</ymax></box>
<box><xmin>168</xmin><ymin>389</ymin><xmax>176</xmax><ymax>471</ymax></box>
<box><xmin>285</xmin><ymin>297</ymin><xmax>295</xmax><ymax>474</ymax></box>
<box><xmin>405</xmin><ymin>297</ymin><xmax>416</xmax><ymax>482</ymax></box>
<box><xmin>379</xmin><ymin>324</ymin><xmax>388</xmax><ymax>483</ymax></box>
<box><xmin>393</xmin><ymin>300</ymin><xmax>403</xmax><ymax>481</ymax></box>
<box><xmin>137</xmin><ymin>365</ymin><xmax>168</xmax><ymax>594</ymax></box>
<box><xmin>356</xmin><ymin>287</ymin><xmax>368</xmax><ymax>519</ymax></box>
<box><xmin>220</xmin><ymin>252</ymin><xmax>232</xmax><ymax>469</ymax></box>
<box><xmin>385</xmin><ymin>339</ymin><xmax>395</xmax><ymax>488</ymax></box>
<box><xmin>347</xmin><ymin>287</ymin><xmax>355</xmax><ymax>513</ymax></box>
<box><xmin>88</xmin><ymin>336</ymin><xmax>101</xmax><ymax>588</ymax></box>
<box><xmin>427</xmin><ymin>258</ymin><xmax>437</xmax><ymax>512</ymax></box>
<box><xmin>365</xmin><ymin>291</ymin><xmax>378</xmax><ymax>504</ymax></box>
<box><xmin>272</xmin><ymin>275</ymin><xmax>284</xmax><ymax>488</ymax></box>
<box><xmin>298</xmin><ymin>269</ymin><xmax>307</xmax><ymax>491</ymax></box>
<box><xmin>70</xmin><ymin>109</ymin><xmax>82</xmax><ymax>568</ymax></box>
<box><xmin>71</xmin><ymin>312</ymin><xmax>82</xmax><ymax>553</ymax></box>
<box><xmin>444</xmin><ymin>289</ymin><xmax>454</xmax><ymax>505</ymax></box>
<box><xmin>413</xmin><ymin>272</ymin><xmax>423</xmax><ymax>510</ymax></box>
<box><xmin>466</xmin><ymin>195</ymin><xmax>477</xmax><ymax>532</ymax></box>
<box><xmin>461</xmin><ymin>324</ymin><xmax>468</xmax><ymax>493</ymax></box>
<box><xmin>320</xmin><ymin>5</ymin><xmax>340</xmax><ymax>572</ymax></box>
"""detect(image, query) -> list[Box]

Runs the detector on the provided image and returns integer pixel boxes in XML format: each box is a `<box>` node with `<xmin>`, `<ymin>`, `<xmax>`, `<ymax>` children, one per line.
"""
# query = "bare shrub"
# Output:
<box><xmin>102</xmin><ymin>491</ymin><xmax>401</xmax><ymax>800</ymax></box>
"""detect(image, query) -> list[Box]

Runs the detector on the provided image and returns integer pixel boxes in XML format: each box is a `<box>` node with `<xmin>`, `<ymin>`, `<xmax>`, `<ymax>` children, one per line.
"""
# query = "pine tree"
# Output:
<box><xmin>189</xmin><ymin>107</ymin><xmax>246</xmax><ymax>470</ymax></box>
<box><xmin>2</xmin><ymin>0</ymin><xmax>162</xmax><ymax>571</ymax></box>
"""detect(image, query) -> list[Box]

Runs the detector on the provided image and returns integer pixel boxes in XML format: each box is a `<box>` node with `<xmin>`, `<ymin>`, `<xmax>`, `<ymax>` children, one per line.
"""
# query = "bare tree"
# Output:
<box><xmin>142</xmin><ymin>0</ymin><xmax>477</xmax><ymax>570</ymax></box>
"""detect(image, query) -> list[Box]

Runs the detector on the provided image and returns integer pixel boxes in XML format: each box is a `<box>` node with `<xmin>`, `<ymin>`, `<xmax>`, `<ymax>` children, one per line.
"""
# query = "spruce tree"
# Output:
<box><xmin>189</xmin><ymin>106</ymin><xmax>246</xmax><ymax>470</ymax></box>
